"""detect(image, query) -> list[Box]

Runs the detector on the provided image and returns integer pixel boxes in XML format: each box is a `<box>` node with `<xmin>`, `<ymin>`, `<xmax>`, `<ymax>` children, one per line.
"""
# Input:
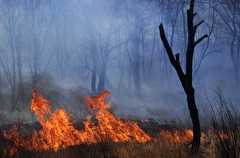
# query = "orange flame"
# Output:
<box><xmin>160</xmin><ymin>129</ymin><xmax>194</xmax><ymax>143</ymax></box>
<box><xmin>3</xmin><ymin>89</ymin><xmax>151</xmax><ymax>155</ymax></box>
<box><xmin>218</xmin><ymin>130</ymin><xmax>230</xmax><ymax>139</ymax></box>
<box><xmin>160</xmin><ymin>129</ymin><xmax>206</xmax><ymax>143</ymax></box>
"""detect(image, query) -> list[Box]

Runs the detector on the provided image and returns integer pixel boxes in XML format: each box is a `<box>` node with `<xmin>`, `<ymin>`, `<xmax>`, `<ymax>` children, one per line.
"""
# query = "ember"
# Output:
<box><xmin>3</xmin><ymin>89</ymin><xmax>151</xmax><ymax>155</ymax></box>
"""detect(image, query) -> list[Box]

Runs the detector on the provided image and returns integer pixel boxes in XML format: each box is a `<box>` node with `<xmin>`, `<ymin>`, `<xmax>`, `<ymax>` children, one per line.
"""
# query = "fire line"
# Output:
<box><xmin>3</xmin><ymin>89</ymin><xmax>151</xmax><ymax>155</ymax></box>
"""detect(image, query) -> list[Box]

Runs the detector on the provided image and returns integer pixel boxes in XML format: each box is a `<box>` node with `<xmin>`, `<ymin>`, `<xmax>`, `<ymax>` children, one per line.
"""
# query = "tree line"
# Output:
<box><xmin>0</xmin><ymin>0</ymin><xmax>238</xmax><ymax>109</ymax></box>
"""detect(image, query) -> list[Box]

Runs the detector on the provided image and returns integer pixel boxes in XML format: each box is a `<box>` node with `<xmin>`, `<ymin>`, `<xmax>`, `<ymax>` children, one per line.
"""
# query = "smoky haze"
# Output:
<box><xmin>0</xmin><ymin>0</ymin><xmax>239</xmax><ymax>125</ymax></box>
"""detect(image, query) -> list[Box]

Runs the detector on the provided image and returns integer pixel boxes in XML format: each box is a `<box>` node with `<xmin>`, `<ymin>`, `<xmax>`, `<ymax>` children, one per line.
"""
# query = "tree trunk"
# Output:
<box><xmin>186</xmin><ymin>86</ymin><xmax>201</xmax><ymax>154</ymax></box>
<box><xmin>97</xmin><ymin>64</ymin><xmax>106</xmax><ymax>94</ymax></box>
<box><xmin>130</xmin><ymin>8</ymin><xmax>142</xmax><ymax>97</ymax></box>
<box><xmin>159</xmin><ymin>0</ymin><xmax>208</xmax><ymax>155</ymax></box>
<box><xmin>131</xmin><ymin>28</ymin><xmax>142</xmax><ymax>97</ymax></box>
<box><xmin>91</xmin><ymin>40</ymin><xmax>98</xmax><ymax>95</ymax></box>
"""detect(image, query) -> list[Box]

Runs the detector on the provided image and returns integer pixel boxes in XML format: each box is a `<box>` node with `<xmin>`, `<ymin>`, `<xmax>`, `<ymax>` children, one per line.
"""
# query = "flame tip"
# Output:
<box><xmin>4</xmin><ymin>89</ymin><xmax>151</xmax><ymax>155</ymax></box>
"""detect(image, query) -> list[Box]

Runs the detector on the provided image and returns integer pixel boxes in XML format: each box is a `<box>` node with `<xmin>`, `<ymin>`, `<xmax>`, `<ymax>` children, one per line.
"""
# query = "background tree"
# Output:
<box><xmin>23</xmin><ymin>0</ymin><xmax>52</xmax><ymax>87</ymax></box>
<box><xmin>120</xmin><ymin>0</ymin><xmax>157</xmax><ymax>97</ymax></box>
<box><xmin>0</xmin><ymin>0</ymin><xmax>26</xmax><ymax>107</ymax></box>
<box><xmin>49</xmin><ymin>0</ymin><xmax>72</xmax><ymax>80</ymax></box>
<box><xmin>213</xmin><ymin>0</ymin><xmax>240</xmax><ymax>90</ymax></box>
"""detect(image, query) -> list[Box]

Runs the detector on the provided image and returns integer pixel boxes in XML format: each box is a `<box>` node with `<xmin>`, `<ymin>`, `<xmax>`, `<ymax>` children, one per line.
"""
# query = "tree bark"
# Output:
<box><xmin>159</xmin><ymin>0</ymin><xmax>208</xmax><ymax>155</ymax></box>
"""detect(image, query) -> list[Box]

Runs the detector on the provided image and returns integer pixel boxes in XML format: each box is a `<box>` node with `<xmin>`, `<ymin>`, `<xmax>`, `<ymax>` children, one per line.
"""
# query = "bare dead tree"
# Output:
<box><xmin>159</xmin><ymin>0</ymin><xmax>208</xmax><ymax>155</ymax></box>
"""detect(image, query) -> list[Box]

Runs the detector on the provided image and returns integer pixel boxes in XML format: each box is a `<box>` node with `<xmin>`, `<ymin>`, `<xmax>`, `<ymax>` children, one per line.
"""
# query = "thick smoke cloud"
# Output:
<box><xmin>0</xmin><ymin>0</ymin><xmax>239</xmax><ymax>125</ymax></box>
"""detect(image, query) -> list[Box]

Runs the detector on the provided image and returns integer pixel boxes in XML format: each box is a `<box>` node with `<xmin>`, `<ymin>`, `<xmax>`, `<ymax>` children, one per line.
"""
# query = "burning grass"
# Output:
<box><xmin>1</xmin><ymin>90</ymin><xmax>240</xmax><ymax>158</ymax></box>
<box><xmin>1</xmin><ymin>133</ymin><xmax>197</xmax><ymax>158</ymax></box>
<box><xmin>2</xmin><ymin>89</ymin><xmax>151</xmax><ymax>156</ymax></box>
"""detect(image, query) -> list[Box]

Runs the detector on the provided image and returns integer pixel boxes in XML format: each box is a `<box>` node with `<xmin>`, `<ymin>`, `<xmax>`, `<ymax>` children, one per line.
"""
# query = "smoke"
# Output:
<box><xmin>0</xmin><ymin>0</ymin><xmax>239</xmax><ymax>126</ymax></box>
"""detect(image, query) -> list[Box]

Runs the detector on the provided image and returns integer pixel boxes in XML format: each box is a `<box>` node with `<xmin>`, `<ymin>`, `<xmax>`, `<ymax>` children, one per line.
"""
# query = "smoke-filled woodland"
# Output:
<box><xmin>0</xmin><ymin>0</ymin><xmax>239</xmax><ymax>121</ymax></box>
<box><xmin>0</xmin><ymin>0</ymin><xmax>240</xmax><ymax>157</ymax></box>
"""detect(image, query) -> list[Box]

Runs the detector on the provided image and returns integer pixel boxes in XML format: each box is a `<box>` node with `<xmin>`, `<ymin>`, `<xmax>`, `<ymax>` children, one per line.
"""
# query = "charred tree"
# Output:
<box><xmin>159</xmin><ymin>0</ymin><xmax>208</xmax><ymax>155</ymax></box>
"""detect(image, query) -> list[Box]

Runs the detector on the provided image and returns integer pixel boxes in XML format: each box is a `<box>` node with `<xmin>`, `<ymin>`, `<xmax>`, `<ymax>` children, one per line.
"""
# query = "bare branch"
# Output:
<box><xmin>193</xmin><ymin>20</ymin><xmax>205</xmax><ymax>37</ymax></box>
<box><xmin>196</xmin><ymin>20</ymin><xmax>204</xmax><ymax>27</ymax></box>
<box><xmin>159</xmin><ymin>23</ymin><xmax>185</xmax><ymax>79</ymax></box>
<box><xmin>194</xmin><ymin>34</ymin><xmax>209</xmax><ymax>46</ymax></box>
<box><xmin>159</xmin><ymin>24</ymin><xmax>175</xmax><ymax>63</ymax></box>
<box><xmin>175</xmin><ymin>53</ymin><xmax>180</xmax><ymax>63</ymax></box>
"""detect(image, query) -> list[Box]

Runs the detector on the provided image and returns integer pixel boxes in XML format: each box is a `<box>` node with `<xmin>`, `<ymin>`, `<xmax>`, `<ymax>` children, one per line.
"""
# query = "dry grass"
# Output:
<box><xmin>0</xmin><ymin>130</ymin><xmax>228</xmax><ymax>158</ymax></box>
<box><xmin>208</xmin><ymin>93</ymin><xmax>240</xmax><ymax>158</ymax></box>
<box><xmin>1</xmin><ymin>136</ymin><xmax>197</xmax><ymax>158</ymax></box>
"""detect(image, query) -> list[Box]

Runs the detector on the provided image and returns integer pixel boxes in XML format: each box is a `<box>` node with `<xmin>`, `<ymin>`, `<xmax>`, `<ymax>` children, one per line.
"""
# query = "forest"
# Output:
<box><xmin>0</xmin><ymin>0</ymin><xmax>239</xmax><ymax>133</ymax></box>
<box><xmin>0</xmin><ymin>0</ymin><xmax>240</xmax><ymax>157</ymax></box>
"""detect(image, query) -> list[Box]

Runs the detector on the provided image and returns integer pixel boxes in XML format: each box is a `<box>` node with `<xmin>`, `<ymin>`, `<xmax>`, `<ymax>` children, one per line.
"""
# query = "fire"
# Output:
<box><xmin>3</xmin><ymin>89</ymin><xmax>151</xmax><ymax>155</ymax></box>
<box><xmin>217</xmin><ymin>130</ymin><xmax>230</xmax><ymax>139</ymax></box>
<box><xmin>160</xmin><ymin>129</ymin><xmax>207</xmax><ymax>143</ymax></box>
<box><xmin>160</xmin><ymin>129</ymin><xmax>193</xmax><ymax>143</ymax></box>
